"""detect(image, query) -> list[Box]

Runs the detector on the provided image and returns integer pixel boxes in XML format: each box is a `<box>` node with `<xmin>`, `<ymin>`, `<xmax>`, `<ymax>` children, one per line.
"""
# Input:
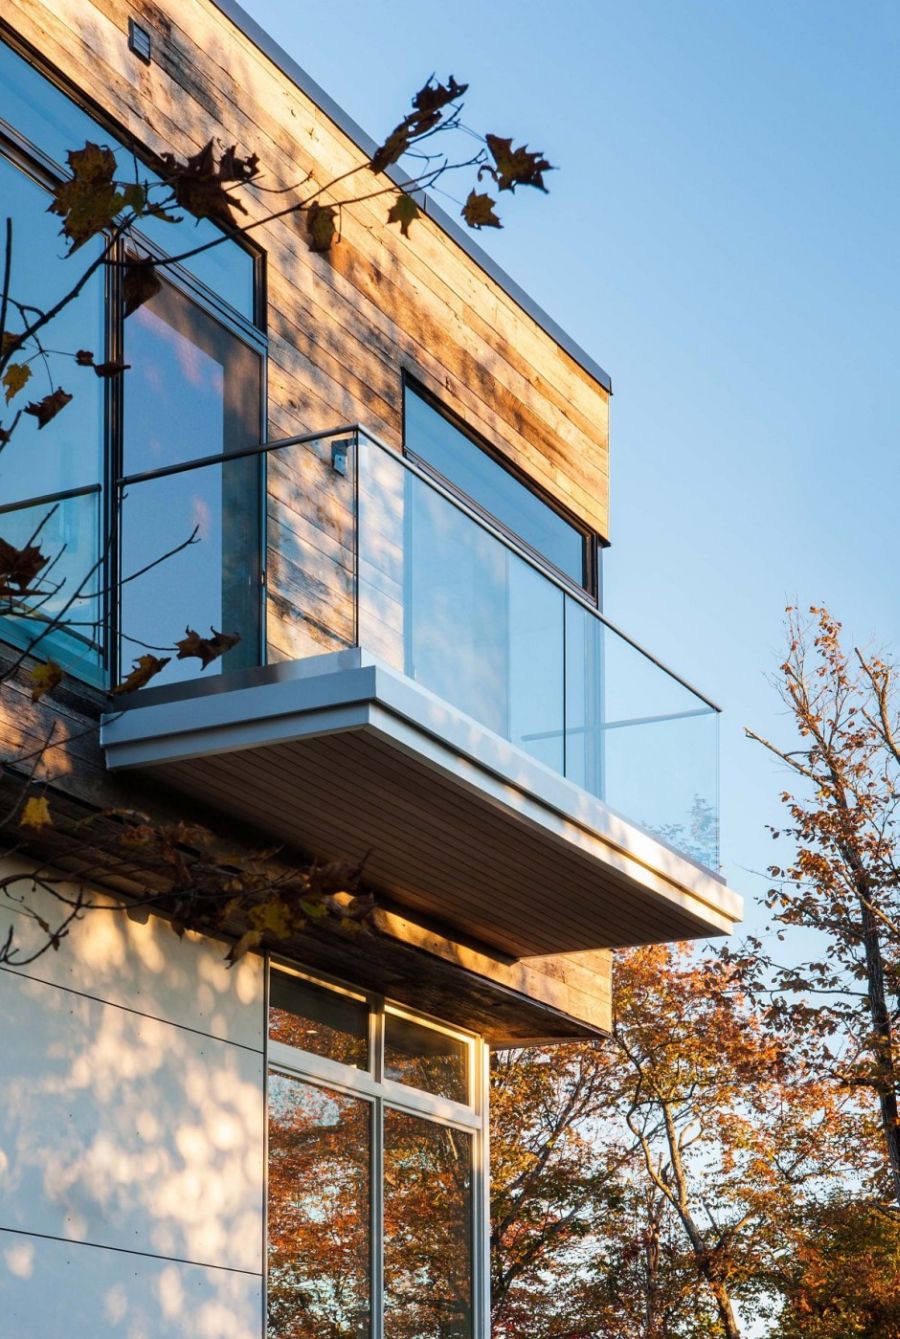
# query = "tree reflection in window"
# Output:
<box><xmin>384</xmin><ymin>1108</ymin><xmax>473</xmax><ymax>1339</ymax></box>
<box><xmin>383</xmin><ymin>1011</ymin><xmax>468</xmax><ymax>1104</ymax></box>
<box><xmin>267</xmin><ymin>1074</ymin><xmax>371</xmax><ymax>1339</ymax></box>
<box><xmin>269</xmin><ymin>969</ymin><xmax>369</xmax><ymax>1069</ymax></box>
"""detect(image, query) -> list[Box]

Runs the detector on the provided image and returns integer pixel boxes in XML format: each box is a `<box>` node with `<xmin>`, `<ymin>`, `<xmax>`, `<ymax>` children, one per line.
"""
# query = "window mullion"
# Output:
<box><xmin>372</xmin><ymin>1092</ymin><xmax>385</xmax><ymax>1339</ymax></box>
<box><xmin>106</xmin><ymin>231</ymin><xmax>125</xmax><ymax>687</ymax></box>
<box><xmin>371</xmin><ymin>996</ymin><xmax>385</xmax><ymax>1339</ymax></box>
<box><xmin>474</xmin><ymin>1039</ymin><xmax>491</xmax><ymax>1339</ymax></box>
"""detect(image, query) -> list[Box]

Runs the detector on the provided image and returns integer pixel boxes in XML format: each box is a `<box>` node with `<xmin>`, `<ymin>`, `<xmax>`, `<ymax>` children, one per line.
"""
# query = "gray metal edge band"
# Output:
<box><xmin>207</xmin><ymin>0</ymin><xmax>612</xmax><ymax>396</ymax></box>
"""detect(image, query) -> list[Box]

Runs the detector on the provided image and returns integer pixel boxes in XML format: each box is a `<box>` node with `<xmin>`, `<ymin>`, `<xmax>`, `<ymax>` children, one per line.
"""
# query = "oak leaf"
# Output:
<box><xmin>30</xmin><ymin>660</ymin><xmax>63</xmax><ymax>702</ymax></box>
<box><xmin>299</xmin><ymin>898</ymin><xmax>329</xmax><ymax>919</ymax></box>
<box><xmin>248</xmin><ymin>899</ymin><xmax>298</xmax><ymax>939</ymax></box>
<box><xmin>175</xmin><ymin>626</ymin><xmax>241</xmax><ymax>670</ymax></box>
<box><xmin>49</xmin><ymin>142</ymin><xmax>124</xmax><ymax>252</ymax></box>
<box><xmin>20</xmin><ymin>795</ymin><xmax>52</xmax><ymax>831</ymax></box>
<box><xmin>121</xmin><ymin>182</ymin><xmax>149</xmax><ymax>214</ymax></box>
<box><xmin>111</xmin><ymin>653</ymin><xmax>171</xmax><ymax>695</ymax></box>
<box><xmin>484</xmin><ymin>134</ymin><xmax>553</xmax><ymax>193</ymax></box>
<box><xmin>306</xmin><ymin>202</ymin><xmax>337</xmax><ymax>253</ymax></box>
<box><xmin>387</xmin><ymin>193</ymin><xmax>421</xmax><ymax>237</ymax></box>
<box><xmin>370</xmin><ymin>76</ymin><xmax>468</xmax><ymax>174</ymax></box>
<box><xmin>2</xmin><ymin>363</ymin><xmax>31</xmax><ymax>404</ymax></box>
<box><xmin>24</xmin><ymin>388</ymin><xmax>73</xmax><ymax>429</ymax></box>
<box><xmin>461</xmin><ymin>190</ymin><xmax>502</xmax><ymax>230</ymax></box>
<box><xmin>0</xmin><ymin>536</ymin><xmax>49</xmax><ymax>595</ymax></box>
<box><xmin>370</xmin><ymin>121</ymin><xmax>415</xmax><ymax>175</ymax></box>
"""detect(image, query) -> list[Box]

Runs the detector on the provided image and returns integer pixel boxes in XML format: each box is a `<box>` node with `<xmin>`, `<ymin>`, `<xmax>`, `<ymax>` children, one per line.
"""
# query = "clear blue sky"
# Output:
<box><xmin>239</xmin><ymin>0</ymin><xmax>900</xmax><ymax>940</ymax></box>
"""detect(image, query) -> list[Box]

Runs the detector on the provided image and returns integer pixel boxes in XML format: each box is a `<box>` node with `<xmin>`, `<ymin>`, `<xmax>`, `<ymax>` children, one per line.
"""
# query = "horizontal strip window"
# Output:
<box><xmin>404</xmin><ymin>379</ymin><xmax>595</xmax><ymax>594</ymax></box>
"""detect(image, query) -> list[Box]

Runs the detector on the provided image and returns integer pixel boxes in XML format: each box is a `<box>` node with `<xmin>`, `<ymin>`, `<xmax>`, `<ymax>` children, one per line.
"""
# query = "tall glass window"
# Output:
<box><xmin>119</xmin><ymin>277</ymin><xmax>262</xmax><ymax>679</ymax></box>
<box><xmin>0</xmin><ymin>150</ymin><xmax>105</xmax><ymax>680</ymax></box>
<box><xmin>0</xmin><ymin>35</ymin><xmax>264</xmax><ymax>688</ymax></box>
<box><xmin>266</xmin><ymin>967</ymin><xmax>486</xmax><ymax>1339</ymax></box>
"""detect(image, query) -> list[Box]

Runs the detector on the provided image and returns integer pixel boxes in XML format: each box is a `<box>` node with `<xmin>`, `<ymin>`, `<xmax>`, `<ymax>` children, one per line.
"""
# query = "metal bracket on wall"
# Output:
<box><xmin>331</xmin><ymin>439</ymin><xmax>352</xmax><ymax>476</ymax></box>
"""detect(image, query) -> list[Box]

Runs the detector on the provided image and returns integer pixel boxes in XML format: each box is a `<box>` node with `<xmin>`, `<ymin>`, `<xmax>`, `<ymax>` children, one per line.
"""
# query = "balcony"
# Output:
<box><xmin>100</xmin><ymin>427</ymin><xmax>741</xmax><ymax>958</ymax></box>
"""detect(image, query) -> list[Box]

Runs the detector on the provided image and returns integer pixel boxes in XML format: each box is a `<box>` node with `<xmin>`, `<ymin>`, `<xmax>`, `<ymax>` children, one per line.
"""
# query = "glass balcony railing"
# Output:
<box><xmin>114</xmin><ymin>426</ymin><xmax>720</xmax><ymax>869</ymax></box>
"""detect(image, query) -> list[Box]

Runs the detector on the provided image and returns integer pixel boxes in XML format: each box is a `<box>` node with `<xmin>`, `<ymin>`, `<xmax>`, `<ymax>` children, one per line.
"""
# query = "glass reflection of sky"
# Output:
<box><xmin>0</xmin><ymin>39</ymin><xmax>255</xmax><ymax>317</ymax></box>
<box><xmin>120</xmin><ymin>281</ymin><xmax>260</xmax><ymax>681</ymax></box>
<box><xmin>0</xmin><ymin>157</ymin><xmax>104</xmax><ymax>504</ymax></box>
<box><xmin>122</xmin><ymin>294</ymin><xmax>226</xmax><ymax>673</ymax></box>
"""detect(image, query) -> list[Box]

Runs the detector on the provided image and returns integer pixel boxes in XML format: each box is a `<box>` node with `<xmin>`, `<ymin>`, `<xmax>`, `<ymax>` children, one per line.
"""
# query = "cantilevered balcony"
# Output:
<box><xmin>101</xmin><ymin>427</ymin><xmax>741</xmax><ymax>957</ymax></box>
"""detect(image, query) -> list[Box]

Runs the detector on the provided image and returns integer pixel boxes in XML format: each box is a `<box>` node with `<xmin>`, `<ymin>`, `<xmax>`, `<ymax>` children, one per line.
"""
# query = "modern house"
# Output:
<box><xmin>0</xmin><ymin>2</ymin><xmax>741</xmax><ymax>1335</ymax></box>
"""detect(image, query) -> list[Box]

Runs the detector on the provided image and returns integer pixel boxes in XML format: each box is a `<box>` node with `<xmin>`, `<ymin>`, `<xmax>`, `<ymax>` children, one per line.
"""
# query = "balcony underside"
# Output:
<box><xmin>101</xmin><ymin>651</ymin><xmax>741</xmax><ymax>960</ymax></box>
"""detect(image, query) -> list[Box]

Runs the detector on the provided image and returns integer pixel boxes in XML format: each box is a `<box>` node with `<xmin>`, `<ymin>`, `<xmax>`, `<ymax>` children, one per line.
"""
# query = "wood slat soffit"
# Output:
<box><xmin>101</xmin><ymin>653</ymin><xmax>742</xmax><ymax>961</ymax></box>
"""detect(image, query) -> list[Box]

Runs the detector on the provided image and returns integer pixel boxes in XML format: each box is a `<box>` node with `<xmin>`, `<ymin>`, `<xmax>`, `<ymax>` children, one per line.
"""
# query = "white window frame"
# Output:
<box><xmin>264</xmin><ymin>959</ymin><xmax>491</xmax><ymax>1339</ymax></box>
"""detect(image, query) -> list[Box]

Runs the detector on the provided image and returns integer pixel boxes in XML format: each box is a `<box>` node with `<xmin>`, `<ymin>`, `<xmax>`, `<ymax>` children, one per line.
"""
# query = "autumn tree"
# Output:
<box><xmin>0</xmin><ymin>74</ymin><xmax>554</xmax><ymax>968</ymax></box>
<box><xmin>771</xmin><ymin>1196</ymin><xmax>900</xmax><ymax>1339</ymax></box>
<box><xmin>747</xmin><ymin>606</ymin><xmax>900</xmax><ymax>1208</ymax></box>
<box><xmin>490</xmin><ymin>1044</ymin><xmax>622</xmax><ymax>1337</ymax></box>
<box><xmin>490</xmin><ymin>943</ymin><xmax>869</xmax><ymax>1339</ymax></box>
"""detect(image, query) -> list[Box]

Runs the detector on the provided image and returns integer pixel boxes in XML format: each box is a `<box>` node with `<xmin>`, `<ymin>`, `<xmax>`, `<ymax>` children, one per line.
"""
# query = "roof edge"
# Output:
<box><xmin>208</xmin><ymin>0</ymin><xmax>613</xmax><ymax>395</ymax></box>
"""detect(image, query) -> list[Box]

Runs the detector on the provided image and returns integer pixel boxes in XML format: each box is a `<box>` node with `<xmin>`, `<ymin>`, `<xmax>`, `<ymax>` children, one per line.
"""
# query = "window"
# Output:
<box><xmin>403</xmin><ymin>381</ymin><xmax>593</xmax><ymax>592</ymax></box>
<box><xmin>119</xmin><ymin>275</ymin><xmax>263</xmax><ymax>680</ymax></box>
<box><xmin>267</xmin><ymin>965</ymin><xmax>487</xmax><ymax>1339</ymax></box>
<box><xmin>0</xmin><ymin>37</ymin><xmax>264</xmax><ymax>686</ymax></box>
<box><xmin>0</xmin><ymin>148</ymin><xmax>106</xmax><ymax>680</ymax></box>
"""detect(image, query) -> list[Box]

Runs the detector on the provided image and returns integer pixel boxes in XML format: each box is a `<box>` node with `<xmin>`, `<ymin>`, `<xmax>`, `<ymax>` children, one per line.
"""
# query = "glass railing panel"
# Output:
<box><xmin>357</xmin><ymin>434</ymin><xmax>406</xmax><ymax>672</ymax></box>
<box><xmin>405</xmin><ymin>467</ymin><xmax>512</xmax><ymax>737</ymax></box>
<box><xmin>358</xmin><ymin>437</ymin><xmax>566</xmax><ymax>763</ymax></box>
<box><xmin>0</xmin><ymin>488</ymin><xmax>104</xmax><ymax>683</ymax></box>
<box><xmin>565</xmin><ymin>597</ymin><xmax>719</xmax><ymax>867</ymax></box>
<box><xmin>266</xmin><ymin>436</ymin><xmax>356</xmax><ymax>662</ymax></box>
<box><xmin>507</xmin><ymin>559</ymin><xmax>565</xmax><ymax>771</ymax></box>
<box><xmin>119</xmin><ymin>454</ymin><xmax>260</xmax><ymax>684</ymax></box>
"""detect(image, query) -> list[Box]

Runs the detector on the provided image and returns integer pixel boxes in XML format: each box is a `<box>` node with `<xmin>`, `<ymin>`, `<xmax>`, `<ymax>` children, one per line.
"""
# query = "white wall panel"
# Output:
<box><xmin>0</xmin><ymin>970</ymin><xmax>264</xmax><ymax>1274</ymax></box>
<box><xmin>0</xmin><ymin>857</ymin><xmax>264</xmax><ymax>1050</ymax></box>
<box><xmin>0</xmin><ymin>1230</ymin><xmax>262</xmax><ymax>1338</ymax></box>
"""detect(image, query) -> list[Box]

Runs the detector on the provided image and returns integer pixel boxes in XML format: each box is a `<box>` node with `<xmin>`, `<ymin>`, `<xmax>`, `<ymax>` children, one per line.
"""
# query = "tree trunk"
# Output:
<box><xmin>859</xmin><ymin>897</ymin><xmax>900</xmax><ymax>1206</ymax></box>
<box><xmin>706</xmin><ymin>1275</ymin><xmax>742</xmax><ymax>1339</ymax></box>
<box><xmin>643</xmin><ymin>1194</ymin><xmax>663</xmax><ymax>1339</ymax></box>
